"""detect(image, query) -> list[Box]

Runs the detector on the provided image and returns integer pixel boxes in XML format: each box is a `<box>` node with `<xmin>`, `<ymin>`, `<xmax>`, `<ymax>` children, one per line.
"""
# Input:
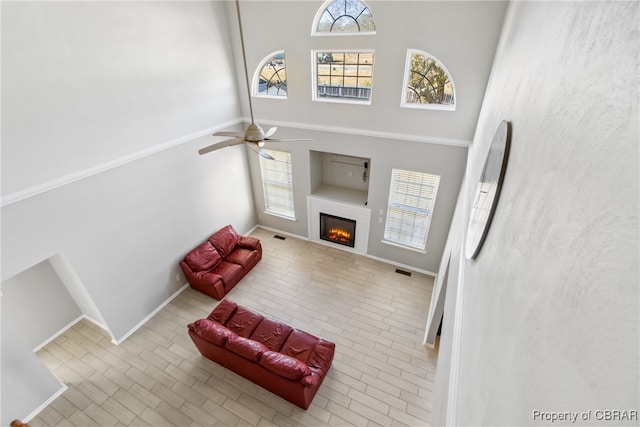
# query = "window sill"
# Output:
<box><xmin>381</xmin><ymin>239</ymin><xmax>426</xmax><ymax>254</ymax></box>
<box><xmin>312</xmin><ymin>97</ymin><xmax>372</xmax><ymax>106</ymax></box>
<box><xmin>264</xmin><ymin>211</ymin><xmax>297</xmax><ymax>222</ymax></box>
<box><xmin>400</xmin><ymin>102</ymin><xmax>456</xmax><ymax>112</ymax></box>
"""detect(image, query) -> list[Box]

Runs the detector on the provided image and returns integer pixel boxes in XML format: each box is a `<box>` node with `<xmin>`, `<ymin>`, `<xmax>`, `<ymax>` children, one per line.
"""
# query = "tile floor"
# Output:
<box><xmin>32</xmin><ymin>227</ymin><xmax>438</xmax><ymax>426</ymax></box>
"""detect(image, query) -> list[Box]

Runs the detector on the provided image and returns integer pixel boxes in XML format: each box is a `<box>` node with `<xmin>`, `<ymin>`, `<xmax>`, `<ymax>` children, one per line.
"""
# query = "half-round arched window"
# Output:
<box><xmin>253</xmin><ymin>51</ymin><xmax>287</xmax><ymax>98</ymax></box>
<box><xmin>312</xmin><ymin>0</ymin><xmax>376</xmax><ymax>35</ymax></box>
<box><xmin>401</xmin><ymin>49</ymin><xmax>455</xmax><ymax>110</ymax></box>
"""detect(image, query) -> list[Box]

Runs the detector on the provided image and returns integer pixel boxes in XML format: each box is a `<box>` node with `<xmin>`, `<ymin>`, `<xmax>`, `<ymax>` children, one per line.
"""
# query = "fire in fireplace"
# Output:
<box><xmin>320</xmin><ymin>213</ymin><xmax>356</xmax><ymax>248</ymax></box>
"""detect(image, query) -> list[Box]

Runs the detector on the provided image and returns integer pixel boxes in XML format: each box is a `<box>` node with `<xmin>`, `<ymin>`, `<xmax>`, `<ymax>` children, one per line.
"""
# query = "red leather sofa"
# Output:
<box><xmin>188</xmin><ymin>299</ymin><xmax>335</xmax><ymax>409</ymax></box>
<box><xmin>180</xmin><ymin>225</ymin><xmax>262</xmax><ymax>300</ymax></box>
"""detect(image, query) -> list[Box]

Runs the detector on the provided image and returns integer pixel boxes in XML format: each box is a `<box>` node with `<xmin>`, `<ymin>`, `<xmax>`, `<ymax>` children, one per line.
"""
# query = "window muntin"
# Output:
<box><xmin>253</xmin><ymin>51</ymin><xmax>287</xmax><ymax>98</ymax></box>
<box><xmin>313</xmin><ymin>50</ymin><xmax>374</xmax><ymax>104</ymax></box>
<box><xmin>401</xmin><ymin>49</ymin><xmax>455</xmax><ymax>110</ymax></box>
<box><xmin>384</xmin><ymin>169</ymin><xmax>440</xmax><ymax>251</ymax></box>
<box><xmin>260</xmin><ymin>149</ymin><xmax>295</xmax><ymax>219</ymax></box>
<box><xmin>313</xmin><ymin>0</ymin><xmax>376</xmax><ymax>35</ymax></box>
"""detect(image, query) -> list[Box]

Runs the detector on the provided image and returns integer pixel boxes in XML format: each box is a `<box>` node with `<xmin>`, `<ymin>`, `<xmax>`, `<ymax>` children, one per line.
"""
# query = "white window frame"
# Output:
<box><xmin>311</xmin><ymin>49</ymin><xmax>375</xmax><ymax>105</ymax></box>
<box><xmin>383</xmin><ymin>168</ymin><xmax>441</xmax><ymax>252</ymax></box>
<box><xmin>311</xmin><ymin>0</ymin><xmax>376</xmax><ymax>36</ymax></box>
<box><xmin>260</xmin><ymin>149</ymin><xmax>296</xmax><ymax>220</ymax></box>
<box><xmin>252</xmin><ymin>50</ymin><xmax>287</xmax><ymax>99</ymax></box>
<box><xmin>400</xmin><ymin>49</ymin><xmax>456</xmax><ymax>111</ymax></box>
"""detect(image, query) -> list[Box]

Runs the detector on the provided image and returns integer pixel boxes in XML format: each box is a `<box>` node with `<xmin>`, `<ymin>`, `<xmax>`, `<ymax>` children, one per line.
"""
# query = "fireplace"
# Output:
<box><xmin>320</xmin><ymin>213</ymin><xmax>356</xmax><ymax>248</ymax></box>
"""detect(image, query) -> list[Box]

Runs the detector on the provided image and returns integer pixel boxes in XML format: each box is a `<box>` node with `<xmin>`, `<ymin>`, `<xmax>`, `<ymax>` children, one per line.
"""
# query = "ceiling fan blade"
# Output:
<box><xmin>198</xmin><ymin>138</ymin><xmax>244</xmax><ymax>155</ymax></box>
<box><xmin>258</xmin><ymin>149</ymin><xmax>275</xmax><ymax>160</ymax></box>
<box><xmin>264</xmin><ymin>138</ymin><xmax>313</xmax><ymax>142</ymax></box>
<box><xmin>245</xmin><ymin>143</ymin><xmax>275</xmax><ymax>160</ymax></box>
<box><xmin>213</xmin><ymin>131</ymin><xmax>244</xmax><ymax>138</ymax></box>
<box><xmin>264</xmin><ymin>127</ymin><xmax>277</xmax><ymax>138</ymax></box>
<box><xmin>196</xmin><ymin>2</ymin><xmax>306</xmax><ymax>158</ymax></box>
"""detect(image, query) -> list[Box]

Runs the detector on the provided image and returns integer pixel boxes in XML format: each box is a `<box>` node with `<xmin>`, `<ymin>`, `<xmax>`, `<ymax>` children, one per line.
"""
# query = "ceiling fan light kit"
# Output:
<box><xmin>198</xmin><ymin>0</ymin><xmax>310</xmax><ymax>159</ymax></box>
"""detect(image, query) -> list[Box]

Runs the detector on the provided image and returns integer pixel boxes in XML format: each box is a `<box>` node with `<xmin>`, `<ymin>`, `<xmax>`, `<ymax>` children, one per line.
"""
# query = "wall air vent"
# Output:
<box><xmin>395</xmin><ymin>268</ymin><xmax>412</xmax><ymax>277</ymax></box>
<box><xmin>273</xmin><ymin>235</ymin><xmax>287</xmax><ymax>240</ymax></box>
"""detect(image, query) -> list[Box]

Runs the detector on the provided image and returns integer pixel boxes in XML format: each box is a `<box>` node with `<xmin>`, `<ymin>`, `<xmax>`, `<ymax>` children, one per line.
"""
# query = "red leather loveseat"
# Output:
<box><xmin>188</xmin><ymin>299</ymin><xmax>335</xmax><ymax>409</ymax></box>
<box><xmin>180</xmin><ymin>225</ymin><xmax>261</xmax><ymax>300</ymax></box>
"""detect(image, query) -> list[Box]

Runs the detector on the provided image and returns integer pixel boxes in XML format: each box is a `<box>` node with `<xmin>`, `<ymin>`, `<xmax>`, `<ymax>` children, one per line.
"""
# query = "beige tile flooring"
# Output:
<box><xmin>32</xmin><ymin>227</ymin><xmax>438</xmax><ymax>426</ymax></box>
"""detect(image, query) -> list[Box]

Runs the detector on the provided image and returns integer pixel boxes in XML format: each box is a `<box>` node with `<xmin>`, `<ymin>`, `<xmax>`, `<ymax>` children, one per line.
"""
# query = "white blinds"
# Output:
<box><xmin>260</xmin><ymin>149</ymin><xmax>295</xmax><ymax>218</ymax></box>
<box><xmin>384</xmin><ymin>168</ymin><xmax>440</xmax><ymax>250</ymax></box>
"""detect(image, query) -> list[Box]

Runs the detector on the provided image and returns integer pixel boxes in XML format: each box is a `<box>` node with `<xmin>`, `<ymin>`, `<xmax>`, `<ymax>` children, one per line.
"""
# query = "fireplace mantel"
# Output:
<box><xmin>311</xmin><ymin>184</ymin><xmax>367</xmax><ymax>206</ymax></box>
<box><xmin>307</xmin><ymin>196</ymin><xmax>371</xmax><ymax>255</ymax></box>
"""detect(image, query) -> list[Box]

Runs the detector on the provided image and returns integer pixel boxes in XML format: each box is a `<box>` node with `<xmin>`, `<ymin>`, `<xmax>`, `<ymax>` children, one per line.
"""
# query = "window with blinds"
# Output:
<box><xmin>260</xmin><ymin>149</ymin><xmax>295</xmax><ymax>219</ymax></box>
<box><xmin>384</xmin><ymin>168</ymin><xmax>440</xmax><ymax>251</ymax></box>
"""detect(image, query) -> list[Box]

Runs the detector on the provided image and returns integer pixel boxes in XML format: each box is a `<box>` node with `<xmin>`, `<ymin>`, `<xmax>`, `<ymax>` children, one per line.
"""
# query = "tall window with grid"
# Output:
<box><xmin>384</xmin><ymin>169</ymin><xmax>441</xmax><ymax>251</ymax></box>
<box><xmin>260</xmin><ymin>149</ymin><xmax>295</xmax><ymax>219</ymax></box>
<box><xmin>313</xmin><ymin>50</ymin><xmax>374</xmax><ymax>104</ymax></box>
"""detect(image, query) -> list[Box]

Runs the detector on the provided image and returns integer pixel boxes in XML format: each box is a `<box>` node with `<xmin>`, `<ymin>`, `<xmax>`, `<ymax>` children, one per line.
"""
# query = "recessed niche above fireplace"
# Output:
<box><xmin>309</xmin><ymin>151</ymin><xmax>370</xmax><ymax>206</ymax></box>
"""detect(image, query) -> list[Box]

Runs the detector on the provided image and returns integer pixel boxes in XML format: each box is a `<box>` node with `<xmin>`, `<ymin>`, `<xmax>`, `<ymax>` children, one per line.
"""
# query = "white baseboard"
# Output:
<box><xmin>256</xmin><ymin>224</ymin><xmax>436</xmax><ymax>277</ymax></box>
<box><xmin>32</xmin><ymin>315</ymin><xmax>84</xmax><ymax>353</ymax></box>
<box><xmin>112</xmin><ymin>283</ymin><xmax>189</xmax><ymax>345</ymax></box>
<box><xmin>364</xmin><ymin>253</ymin><xmax>437</xmax><ymax>277</ymax></box>
<box><xmin>24</xmin><ymin>383</ymin><xmax>68</xmax><ymax>423</ymax></box>
<box><xmin>32</xmin><ymin>314</ymin><xmax>112</xmax><ymax>353</ymax></box>
<box><xmin>256</xmin><ymin>225</ymin><xmax>309</xmax><ymax>242</ymax></box>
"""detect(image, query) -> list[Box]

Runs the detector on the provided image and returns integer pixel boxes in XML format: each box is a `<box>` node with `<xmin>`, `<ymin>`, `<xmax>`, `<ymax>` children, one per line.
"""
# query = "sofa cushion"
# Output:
<box><xmin>184</xmin><ymin>241</ymin><xmax>221</xmax><ymax>272</ymax></box>
<box><xmin>249</xmin><ymin>318</ymin><xmax>294</xmax><ymax>352</ymax></box>
<box><xmin>226</xmin><ymin>247</ymin><xmax>260</xmax><ymax>270</ymax></box>
<box><xmin>189</xmin><ymin>319</ymin><xmax>236</xmax><ymax>346</ymax></box>
<box><xmin>280</xmin><ymin>330</ymin><xmax>319</xmax><ymax>363</ymax></box>
<box><xmin>211</xmin><ymin>261</ymin><xmax>244</xmax><ymax>288</ymax></box>
<box><xmin>226</xmin><ymin>307</ymin><xmax>264</xmax><ymax>338</ymax></box>
<box><xmin>259</xmin><ymin>351</ymin><xmax>312</xmax><ymax>380</ymax></box>
<box><xmin>225</xmin><ymin>336</ymin><xmax>269</xmax><ymax>362</ymax></box>
<box><xmin>208</xmin><ymin>299</ymin><xmax>238</xmax><ymax>324</ymax></box>
<box><xmin>208</xmin><ymin>225</ymin><xmax>239</xmax><ymax>257</ymax></box>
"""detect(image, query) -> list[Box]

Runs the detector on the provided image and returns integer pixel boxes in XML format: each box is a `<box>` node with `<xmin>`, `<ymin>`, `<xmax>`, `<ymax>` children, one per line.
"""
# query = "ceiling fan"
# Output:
<box><xmin>198</xmin><ymin>0</ymin><xmax>310</xmax><ymax>160</ymax></box>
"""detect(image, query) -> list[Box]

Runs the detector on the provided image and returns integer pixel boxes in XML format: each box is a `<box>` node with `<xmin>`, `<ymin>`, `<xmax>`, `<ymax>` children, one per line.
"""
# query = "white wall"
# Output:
<box><xmin>1</xmin><ymin>261</ymin><xmax>81</xmax><ymax>424</ymax></box>
<box><xmin>2</xmin><ymin>260</ymin><xmax>82</xmax><ymax>351</ymax></box>
<box><xmin>1</xmin><ymin>2</ymin><xmax>256</xmax><ymax>423</ymax></box>
<box><xmin>231</xmin><ymin>1</ymin><xmax>506</xmax><ymax>273</ymax></box>
<box><xmin>237</xmin><ymin>1</ymin><xmax>508</xmax><ymax>142</ymax></box>
<box><xmin>432</xmin><ymin>1</ymin><xmax>639</xmax><ymax>425</ymax></box>
<box><xmin>1</xmin><ymin>314</ymin><xmax>66</xmax><ymax>427</ymax></box>
<box><xmin>247</xmin><ymin>128</ymin><xmax>468</xmax><ymax>273</ymax></box>
<box><xmin>1</xmin><ymin>1</ymin><xmax>241</xmax><ymax>194</ymax></box>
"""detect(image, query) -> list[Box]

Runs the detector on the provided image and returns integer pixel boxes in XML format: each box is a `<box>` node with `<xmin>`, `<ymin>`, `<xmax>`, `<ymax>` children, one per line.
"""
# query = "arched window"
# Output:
<box><xmin>312</xmin><ymin>0</ymin><xmax>375</xmax><ymax>35</ymax></box>
<box><xmin>401</xmin><ymin>49</ymin><xmax>455</xmax><ymax>110</ymax></box>
<box><xmin>253</xmin><ymin>51</ymin><xmax>287</xmax><ymax>98</ymax></box>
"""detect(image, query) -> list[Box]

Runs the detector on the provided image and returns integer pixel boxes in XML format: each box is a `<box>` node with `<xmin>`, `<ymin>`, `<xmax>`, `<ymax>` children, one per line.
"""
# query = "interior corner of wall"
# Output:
<box><xmin>47</xmin><ymin>253</ymin><xmax>114</xmax><ymax>341</ymax></box>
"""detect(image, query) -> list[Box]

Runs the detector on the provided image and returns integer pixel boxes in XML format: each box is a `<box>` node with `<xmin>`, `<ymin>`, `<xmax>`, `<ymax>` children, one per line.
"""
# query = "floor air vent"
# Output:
<box><xmin>273</xmin><ymin>235</ymin><xmax>286</xmax><ymax>240</ymax></box>
<box><xmin>395</xmin><ymin>268</ymin><xmax>412</xmax><ymax>277</ymax></box>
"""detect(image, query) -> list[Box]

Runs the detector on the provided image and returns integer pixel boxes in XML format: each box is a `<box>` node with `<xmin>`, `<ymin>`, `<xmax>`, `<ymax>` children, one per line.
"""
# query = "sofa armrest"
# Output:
<box><xmin>180</xmin><ymin>260</ymin><xmax>221</xmax><ymax>283</ymax></box>
<box><xmin>238</xmin><ymin>236</ymin><xmax>261</xmax><ymax>251</ymax></box>
<box><xmin>308</xmin><ymin>339</ymin><xmax>336</xmax><ymax>373</ymax></box>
